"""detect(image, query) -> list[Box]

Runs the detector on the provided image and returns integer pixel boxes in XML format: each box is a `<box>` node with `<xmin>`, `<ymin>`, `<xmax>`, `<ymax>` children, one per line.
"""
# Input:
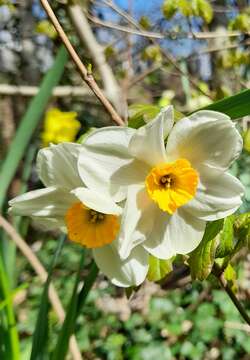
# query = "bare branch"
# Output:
<box><xmin>68</xmin><ymin>4</ymin><xmax>127</xmax><ymax>118</ymax></box>
<box><xmin>40</xmin><ymin>0</ymin><xmax>124</xmax><ymax>126</ymax></box>
<box><xmin>0</xmin><ymin>84</ymin><xmax>92</xmax><ymax>97</ymax></box>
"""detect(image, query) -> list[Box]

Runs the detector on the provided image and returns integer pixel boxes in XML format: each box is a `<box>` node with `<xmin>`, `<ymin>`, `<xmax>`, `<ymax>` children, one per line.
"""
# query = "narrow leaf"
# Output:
<box><xmin>0</xmin><ymin>46</ymin><xmax>68</xmax><ymax>209</ymax></box>
<box><xmin>0</xmin><ymin>254</ymin><xmax>19</xmax><ymax>360</ymax></box>
<box><xmin>30</xmin><ymin>235</ymin><xmax>65</xmax><ymax>360</ymax></box>
<box><xmin>195</xmin><ymin>89</ymin><xmax>250</xmax><ymax>119</ymax></box>
<box><xmin>52</xmin><ymin>250</ymin><xmax>85</xmax><ymax>360</ymax></box>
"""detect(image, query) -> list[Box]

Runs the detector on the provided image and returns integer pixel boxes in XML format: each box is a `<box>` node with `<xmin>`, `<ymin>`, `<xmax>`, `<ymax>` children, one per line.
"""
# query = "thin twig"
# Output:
<box><xmin>94</xmin><ymin>0</ymin><xmax>250</xmax><ymax>39</ymax></box>
<box><xmin>89</xmin><ymin>14</ymin><xmax>250</xmax><ymax>40</ymax></box>
<box><xmin>0</xmin><ymin>215</ymin><xmax>82</xmax><ymax>360</ymax></box>
<box><xmin>96</xmin><ymin>0</ymin><xmax>212</xmax><ymax>98</ymax></box>
<box><xmin>40</xmin><ymin>0</ymin><xmax>124</xmax><ymax>126</ymax></box>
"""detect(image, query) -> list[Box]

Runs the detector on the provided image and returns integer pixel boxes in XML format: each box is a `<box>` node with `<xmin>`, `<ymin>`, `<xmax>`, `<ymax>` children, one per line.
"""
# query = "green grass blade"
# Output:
<box><xmin>0</xmin><ymin>283</ymin><xmax>28</xmax><ymax>311</ymax></box>
<box><xmin>52</xmin><ymin>250</ymin><xmax>85</xmax><ymax>360</ymax></box>
<box><xmin>0</xmin><ymin>253</ymin><xmax>20</xmax><ymax>359</ymax></box>
<box><xmin>77</xmin><ymin>261</ymin><xmax>99</xmax><ymax>312</ymax></box>
<box><xmin>195</xmin><ymin>89</ymin><xmax>250</xmax><ymax>119</ymax></box>
<box><xmin>30</xmin><ymin>235</ymin><xmax>65</xmax><ymax>360</ymax></box>
<box><xmin>0</xmin><ymin>46</ymin><xmax>68</xmax><ymax>209</ymax></box>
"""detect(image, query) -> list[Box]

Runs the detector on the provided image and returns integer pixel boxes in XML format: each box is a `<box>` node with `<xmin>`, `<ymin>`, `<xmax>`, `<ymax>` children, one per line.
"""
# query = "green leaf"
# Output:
<box><xmin>194</xmin><ymin>89</ymin><xmax>250</xmax><ymax>119</ymax></box>
<box><xmin>30</xmin><ymin>235</ymin><xmax>65</xmax><ymax>360</ymax></box>
<box><xmin>76</xmin><ymin>261</ymin><xmax>99</xmax><ymax>312</ymax></box>
<box><xmin>147</xmin><ymin>255</ymin><xmax>173</xmax><ymax>282</ymax></box>
<box><xmin>192</xmin><ymin>0</ymin><xmax>213</xmax><ymax>23</ymax></box>
<box><xmin>177</xmin><ymin>0</ymin><xmax>193</xmax><ymax>17</ymax></box>
<box><xmin>0</xmin><ymin>46</ymin><xmax>68</xmax><ymax>209</ymax></box>
<box><xmin>52</xmin><ymin>250</ymin><xmax>85</xmax><ymax>360</ymax></box>
<box><xmin>0</xmin><ymin>254</ymin><xmax>19</xmax><ymax>360</ymax></box>
<box><xmin>224</xmin><ymin>263</ymin><xmax>237</xmax><ymax>293</ymax></box>
<box><xmin>216</xmin><ymin>216</ymin><xmax>234</xmax><ymax>258</ymax></box>
<box><xmin>243</xmin><ymin>128</ymin><xmax>250</xmax><ymax>152</ymax></box>
<box><xmin>188</xmin><ymin>220</ymin><xmax>223</xmax><ymax>280</ymax></box>
<box><xmin>162</xmin><ymin>0</ymin><xmax>177</xmax><ymax>19</ymax></box>
<box><xmin>128</xmin><ymin>104</ymin><xmax>160</xmax><ymax>129</ymax></box>
<box><xmin>234</xmin><ymin>212</ymin><xmax>250</xmax><ymax>249</ymax></box>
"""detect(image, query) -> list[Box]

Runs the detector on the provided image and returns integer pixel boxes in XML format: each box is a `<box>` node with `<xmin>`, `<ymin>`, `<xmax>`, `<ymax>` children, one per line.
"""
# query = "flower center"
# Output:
<box><xmin>65</xmin><ymin>202</ymin><xmax>120</xmax><ymax>248</ymax></box>
<box><xmin>145</xmin><ymin>159</ymin><xmax>199</xmax><ymax>214</ymax></box>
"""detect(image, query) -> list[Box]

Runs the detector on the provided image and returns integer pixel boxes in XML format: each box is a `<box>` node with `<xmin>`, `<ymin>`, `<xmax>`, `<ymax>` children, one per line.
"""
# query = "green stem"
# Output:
<box><xmin>0</xmin><ymin>253</ymin><xmax>19</xmax><ymax>359</ymax></box>
<box><xmin>77</xmin><ymin>261</ymin><xmax>99</xmax><ymax>312</ymax></box>
<box><xmin>213</xmin><ymin>265</ymin><xmax>250</xmax><ymax>326</ymax></box>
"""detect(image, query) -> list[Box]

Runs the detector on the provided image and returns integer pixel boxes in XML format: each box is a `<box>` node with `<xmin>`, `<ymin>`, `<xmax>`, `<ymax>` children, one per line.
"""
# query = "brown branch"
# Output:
<box><xmin>68</xmin><ymin>4</ymin><xmax>127</xmax><ymax>118</ymax></box>
<box><xmin>0</xmin><ymin>215</ymin><xmax>82</xmax><ymax>360</ymax></box>
<box><xmin>40</xmin><ymin>0</ymin><xmax>124</xmax><ymax>126</ymax></box>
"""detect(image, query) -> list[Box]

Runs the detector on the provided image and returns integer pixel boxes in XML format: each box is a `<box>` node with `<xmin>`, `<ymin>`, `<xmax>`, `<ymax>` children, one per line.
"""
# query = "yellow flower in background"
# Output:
<box><xmin>41</xmin><ymin>108</ymin><xmax>81</xmax><ymax>147</ymax></box>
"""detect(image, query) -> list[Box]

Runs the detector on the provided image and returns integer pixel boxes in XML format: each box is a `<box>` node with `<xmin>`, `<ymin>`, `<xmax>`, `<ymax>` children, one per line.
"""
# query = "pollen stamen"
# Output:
<box><xmin>145</xmin><ymin>159</ymin><xmax>199</xmax><ymax>214</ymax></box>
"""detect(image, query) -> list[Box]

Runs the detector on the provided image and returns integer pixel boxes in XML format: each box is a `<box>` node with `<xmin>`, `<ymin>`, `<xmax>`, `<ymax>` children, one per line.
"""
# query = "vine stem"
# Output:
<box><xmin>213</xmin><ymin>266</ymin><xmax>250</xmax><ymax>326</ymax></box>
<box><xmin>40</xmin><ymin>0</ymin><xmax>124</xmax><ymax>126</ymax></box>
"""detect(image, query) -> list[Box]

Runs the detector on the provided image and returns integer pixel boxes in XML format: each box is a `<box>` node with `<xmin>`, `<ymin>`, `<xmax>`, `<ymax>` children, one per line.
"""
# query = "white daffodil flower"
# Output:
<box><xmin>9</xmin><ymin>142</ymin><xmax>149</xmax><ymax>287</ymax></box>
<box><xmin>78</xmin><ymin>106</ymin><xmax>244</xmax><ymax>266</ymax></box>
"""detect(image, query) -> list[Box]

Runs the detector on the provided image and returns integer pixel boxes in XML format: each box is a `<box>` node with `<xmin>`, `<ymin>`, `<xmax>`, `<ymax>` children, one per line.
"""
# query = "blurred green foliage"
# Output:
<box><xmin>15</xmin><ymin>239</ymin><xmax>250</xmax><ymax>359</ymax></box>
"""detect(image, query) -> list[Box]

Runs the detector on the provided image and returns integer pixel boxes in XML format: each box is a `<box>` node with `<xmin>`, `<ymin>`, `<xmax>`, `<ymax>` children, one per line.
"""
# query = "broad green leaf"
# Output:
<box><xmin>147</xmin><ymin>255</ymin><xmax>173</xmax><ymax>282</ymax></box>
<box><xmin>30</xmin><ymin>235</ymin><xmax>65</xmax><ymax>360</ymax></box>
<box><xmin>0</xmin><ymin>46</ymin><xmax>68</xmax><ymax>209</ymax></box>
<box><xmin>224</xmin><ymin>263</ymin><xmax>238</xmax><ymax>293</ymax></box>
<box><xmin>195</xmin><ymin>89</ymin><xmax>250</xmax><ymax>119</ymax></box>
<box><xmin>52</xmin><ymin>250</ymin><xmax>85</xmax><ymax>360</ymax></box>
<box><xmin>243</xmin><ymin>129</ymin><xmax>250</xmax><ymax>152</ymax></box>
<box><xmin>215</xmin><ymin>216</ymin><xmax>234</xmax><ymax>258</ymax></box>
<box><xmin>188</xmin><ymin>220</ymin><xmax>223</xmax><ymax>280</ymax></box>
<box><xmin>128</xmin><ymin>104</ymin><xmax>160</xmax><ymax>129</ymax></box>
<box><xmin>234</xmin><ymin>212</ymin><xmax>250</xmax><ymax>249</ymax></box>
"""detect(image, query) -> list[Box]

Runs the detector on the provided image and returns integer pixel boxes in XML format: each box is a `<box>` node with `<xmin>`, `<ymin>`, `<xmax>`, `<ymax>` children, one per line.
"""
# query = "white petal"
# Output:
<box><xmin>129</xmin><ymin>106</ymin><xmax>174</xmax><ymax>166</ymax></box>
<box><xmin>9</xmin><ymin>186</ymin><xmax>75</xmax><ymax>218</ymax></box>
<box><xmin>78</xmin><ymin>126</ymin><xmax>135</xmax><ymax>201</ymax></box>
<box><xmin>167</xmin><ymin>209</ymin><xmax>206</xmax><ymax>254</ymax></box>
<box><xmin>143</xmin><ymin>209</ymin><xmax>176</xmax><ymax>259</ymax></box>
<box><xmin>31</xmin><ymin>216</ymin><xmax>66</xmax><ymax>231</ymax></box>
<box><xmin>183</xmin><ymin>167</ymin><xmax>244</xmax><ymax>221</ymax></box>
<box><xmin>143</xmin><ymin>208</ymin><xmax>206</xmax><ymax>259</ymax></box>
<box><xmin>71</xmin><ymin>187</ymin><xmax>122</xmax><ymax>215</ymax></box>
<box><xmin>118</xmin><ymin>185</ymin><xmax>156</xmax><ymax>259</ymax></box>
<box><xmin>93</xmin><ymin>244</ymin><xmax>149</xmax><ymax>287</ymax></box>
<box><xmin>37</xmin><ymin>142</ymin><xmax>83</xmax><ymax>189</ymax></box>
<box><xmin>166</xmin><ymin>110</ymin><xmax>243</xmax><ymax>171</ymax></box>
<box><xmin>78</xmin><ymin>145</ymin><xmax>148</xmax><ymax>201</ymax></box>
